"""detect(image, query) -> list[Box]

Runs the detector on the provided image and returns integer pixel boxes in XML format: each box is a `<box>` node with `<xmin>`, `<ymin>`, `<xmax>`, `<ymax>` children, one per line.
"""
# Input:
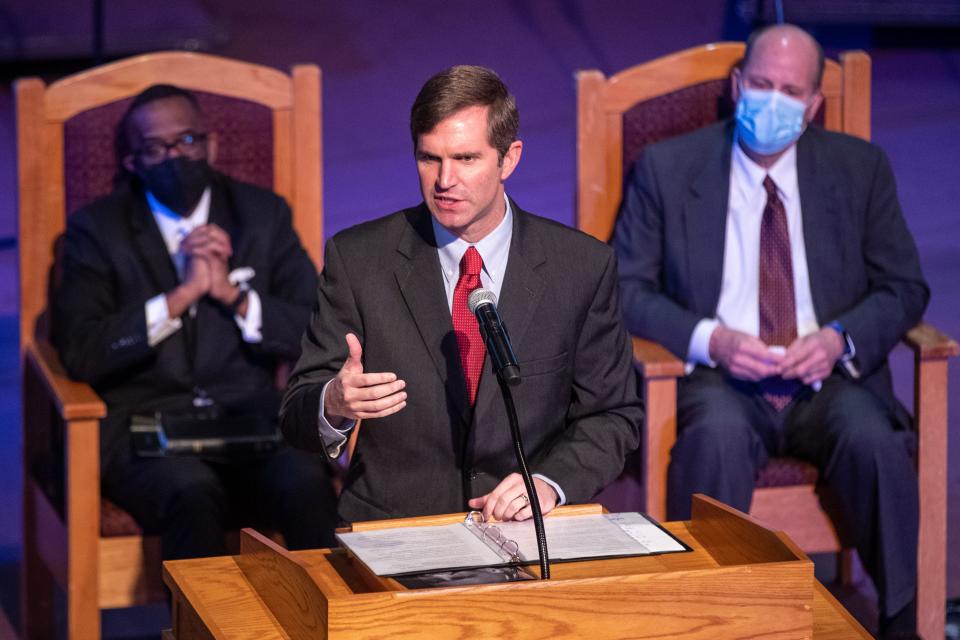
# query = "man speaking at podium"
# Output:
<box><xmin>281</xmin><ymin>65</ymin><xmax>642</xmax><ymax>524</ymax></box>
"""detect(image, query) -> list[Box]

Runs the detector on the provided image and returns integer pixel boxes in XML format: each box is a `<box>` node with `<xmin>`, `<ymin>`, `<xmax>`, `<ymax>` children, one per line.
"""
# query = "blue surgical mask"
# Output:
<box><xmin>735</xmin><ymin>87</ymin><xmax>808</xmax><ymax>155</ymax></box>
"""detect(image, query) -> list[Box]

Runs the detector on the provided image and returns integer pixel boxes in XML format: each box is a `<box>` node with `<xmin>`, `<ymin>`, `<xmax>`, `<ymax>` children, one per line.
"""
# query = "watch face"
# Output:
<box><xmin>230</xmin><ymin>288</ymin><xmax>248</xmax><ymax>313</ymax></box>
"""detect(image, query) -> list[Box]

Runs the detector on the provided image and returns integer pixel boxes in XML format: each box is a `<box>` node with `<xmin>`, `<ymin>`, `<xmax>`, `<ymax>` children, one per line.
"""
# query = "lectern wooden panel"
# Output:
<box><xmin>164</xmin><ymin>495</ymin><xmax>874</xmax><ymax>639</ymax></box>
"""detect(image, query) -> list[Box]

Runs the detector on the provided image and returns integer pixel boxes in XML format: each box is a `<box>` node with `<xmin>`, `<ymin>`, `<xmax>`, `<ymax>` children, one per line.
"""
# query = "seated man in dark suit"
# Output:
<box><xmin>52</xmin><ymin>84</ymin><xmax>338</xmax><ymax>560</ymax></box>
<box><xmin>612</xmin><ymin>25</ymin><xmax>928</xmax><ymax>639</ymax></box>
<box><xmin>280</xmin><ymin>65</ymin><xmax>642</xmax><ymax>525</ymax></box>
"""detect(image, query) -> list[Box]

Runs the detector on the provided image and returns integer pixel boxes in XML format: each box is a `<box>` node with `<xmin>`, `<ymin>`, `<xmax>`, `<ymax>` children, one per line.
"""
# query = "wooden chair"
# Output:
<box><xmin>17</xmin><ymin>51</ymin><xmax>323</xmax><ymax>639</ymax></box>
<box><xmin>577</xmin><ymin>42</ymin><xmax>958</xmax><ymax>639</ymax></box>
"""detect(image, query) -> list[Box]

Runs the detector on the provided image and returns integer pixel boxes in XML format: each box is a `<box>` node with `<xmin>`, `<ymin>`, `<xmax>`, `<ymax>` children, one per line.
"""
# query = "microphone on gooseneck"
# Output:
<box><xmin>468</xmin><ymin>289</ymin><xmax>521</xmax><ymax>385</ymax></box>
<box><xmin>469</xmin><ymin>287</ymin><xmax>550</xmax><ymax>578</ymax></box>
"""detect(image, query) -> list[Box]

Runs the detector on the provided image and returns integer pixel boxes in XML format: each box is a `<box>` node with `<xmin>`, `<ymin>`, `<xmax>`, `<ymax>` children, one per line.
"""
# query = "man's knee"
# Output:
<box><xmin>159</xmin><ymin>460</ymin><xmax>226</xmax><ymax>516</ymax></box>
<box><xmin>674</xmin><ymin>416</ymin><xmax>759</xmax><ymax>464</ymax></box>
<box><xmin>819</xmin><ymin>384</ymin><xmax>907</xmax><ymax>458</ymax></box>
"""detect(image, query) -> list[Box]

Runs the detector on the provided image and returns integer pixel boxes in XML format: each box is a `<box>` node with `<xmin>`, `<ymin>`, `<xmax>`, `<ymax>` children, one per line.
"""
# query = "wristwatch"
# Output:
<box><xmin>227</xmin><ymin>282</ymin><xmax>250</xmax><ymax>314</ymax></box>
<box><xmin>825</xmin><ymin>320</ymin><xmax>853</xmax><ymax>358</ymax></box>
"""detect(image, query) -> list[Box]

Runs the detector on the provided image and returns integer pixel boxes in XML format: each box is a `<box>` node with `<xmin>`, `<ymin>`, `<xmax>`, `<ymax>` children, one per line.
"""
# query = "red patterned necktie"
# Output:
<box><xmin>452</xmin><ymin>246</ymin><xmax>486</xmax><ymax>406</ymax></box>
<box><xmin>758</xmin><ymin>175</ymin><xmax>800</xmax><ymax>411</ymax></box>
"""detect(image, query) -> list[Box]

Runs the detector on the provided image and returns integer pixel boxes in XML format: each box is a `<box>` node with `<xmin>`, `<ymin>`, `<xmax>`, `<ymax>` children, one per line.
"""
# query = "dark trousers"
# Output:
<box><xmin>102</xmin><ymin>445</ymin><xmax>339</xmax><ymax>561</ymax></box>
<box><xmin>667</xmin><ymin>367</ymin><xmax>918</xmax><ymax>618</ymax></box>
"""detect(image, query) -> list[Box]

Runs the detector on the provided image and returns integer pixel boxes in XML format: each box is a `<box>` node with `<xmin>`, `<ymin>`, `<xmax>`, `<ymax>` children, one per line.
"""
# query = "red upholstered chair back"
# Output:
<box><xmin>620</xmin><ymin>78</ymin><xmax>734</xmax><ymax>180</ymax></box>
<box><xmin>617</xmin><ymin>78</ymin><xmax>829</xmax><ymax>186</ymax></box>
<box><xmin>63</xmin><ymin>93</ymin><xmax>275</xmax><ymax>216</ymax></box>
<box><xmin>576</xmin><ymin>42</ymin><xmax>870</xmax><ymax>243</ymax></box>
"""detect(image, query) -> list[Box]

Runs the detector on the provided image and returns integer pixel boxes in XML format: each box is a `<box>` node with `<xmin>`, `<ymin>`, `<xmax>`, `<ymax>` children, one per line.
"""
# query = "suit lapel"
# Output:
<box><xmin>206</xmin><ymin>178</ymin><xmax>239</xmax><ymax>261</ymax></box>
<box><xmin>472</xmin><ymin>204</ymin><xmax>547</xmax><ymax>425</ymax></box>
<box><xmin>394</xmin><ymin>206</ymin><xmax>473</xmax><ymax>425</ymax></box>
<box><xmin>128</xmin><ymin>186</ymin><xmax>196</xmax><ymax>373</ymax></box>
<box><xmin>129</xmin><ymin>193</ymin><xmax>179</xmax><ymax>294</ymax></box>
<box><xmin>684</xmin><ymin>124</ymin><xmax>733</xmax><ymax>315</ymax></box>
<box><xmin>193</xmin><ymin>181</ymin><xmax>237</xmax><ymax>370</ymax></box>
<box><xmin>796</xmin><ymin>129</ymin><xmax>843</xmax><ymax>322</ymax></box>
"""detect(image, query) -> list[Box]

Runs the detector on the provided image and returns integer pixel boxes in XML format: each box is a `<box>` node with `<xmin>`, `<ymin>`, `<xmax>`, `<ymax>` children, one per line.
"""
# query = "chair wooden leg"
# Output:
<box><xmin>66</xmin><ymin>419</ymin><xmax>102</xmax><ymax>640</ymax></box>
<box><xmin>643</xmin><ymin>376</ymin><xmax>677</xmax><ymax>521</ymax></box>
<box><xmin>915</xmin><ymin>357</ymin><xmax>949</xmax><ymax>640</ymax></box>
<box><xmin>66</xmin><ymin>591</ymin><xmax>100</xmax><ymax>640</ymax></box>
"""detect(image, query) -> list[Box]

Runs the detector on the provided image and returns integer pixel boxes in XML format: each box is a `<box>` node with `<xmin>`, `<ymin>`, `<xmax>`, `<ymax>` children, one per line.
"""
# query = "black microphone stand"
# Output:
<box><xmin>495</xmin><ymin>373</ymin><xmax>550</xmax><ymax>579</ymax></box>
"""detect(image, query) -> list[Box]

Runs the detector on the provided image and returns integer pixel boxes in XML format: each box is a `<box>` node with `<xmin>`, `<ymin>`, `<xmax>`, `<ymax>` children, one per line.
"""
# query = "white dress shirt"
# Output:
<box><xmin>143</xmin><ymin>187</ymin><xmax>263</xmax><ymax>347</ymax></box>
<box><xmin>686</xmin><ymin>140</ymin><xmax>820</xmax><ymax>367</ymax></box>
<box><xmin>317</xmin><ymin>195</ymin><xmax>566</xmax><ymax>504</ymax></box>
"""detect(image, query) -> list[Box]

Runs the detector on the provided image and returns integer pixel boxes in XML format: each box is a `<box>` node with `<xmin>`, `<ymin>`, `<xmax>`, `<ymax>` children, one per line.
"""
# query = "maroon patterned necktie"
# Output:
<box><xmin>759</xmin><ymin>175</ymin><xmax>800</xmax><ymax>411</ymax></box>
<box><xmin>452</xmin><ymin>246</ymin><xmax>486</xmax><ymax>406</ymax></box>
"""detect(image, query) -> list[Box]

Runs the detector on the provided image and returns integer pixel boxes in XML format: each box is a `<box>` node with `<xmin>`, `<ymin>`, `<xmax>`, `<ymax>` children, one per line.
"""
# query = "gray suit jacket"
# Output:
<box><xmin>281</xmin><ymin>202</ymin><xmax>643</xmax><ymax>522</ymax></box>
<box><xmin>613</xmin><ymin>121</ymin><xmax>929</xmax><ymax>416</ymax></box>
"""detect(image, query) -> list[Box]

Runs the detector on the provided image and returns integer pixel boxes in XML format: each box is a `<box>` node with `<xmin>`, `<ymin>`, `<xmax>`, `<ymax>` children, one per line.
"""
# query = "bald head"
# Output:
<box><xmin>743</xmin><ymin>24</ymin><xmax>824</xmax><ymax>91</ymax></box>
<box><xmin>732</xmin><ymin>23</ymin><xmax>825</xmax><ymax>164</ymax></box>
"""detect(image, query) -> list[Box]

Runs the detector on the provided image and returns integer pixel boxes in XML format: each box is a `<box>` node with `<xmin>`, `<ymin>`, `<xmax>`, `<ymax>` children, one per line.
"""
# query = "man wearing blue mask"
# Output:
<box><xmin>612</xmin><ymin>24</ymin><xmax>928</xmax><ymax>639</ymax></box>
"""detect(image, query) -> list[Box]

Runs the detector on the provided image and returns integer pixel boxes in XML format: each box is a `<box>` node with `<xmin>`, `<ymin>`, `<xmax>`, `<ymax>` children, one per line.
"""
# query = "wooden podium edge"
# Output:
<box><xmin>344</xmin><ymin>502</ymin><xmax>606</xmax><ymax>532</ymax></box>
<box><xmin>234</xmin><ymin>528</ymin><xmax>333</xmax><ymax>640</ymax></box>
<box><xmin>690</xmin><ymin>493</ymin><xmax>814</xmax><ymax>566</ymax></box>
<box><xmin>231</xmin><ymin>499</ymin><xmax>817</xmax><ymax>640</ymax></box>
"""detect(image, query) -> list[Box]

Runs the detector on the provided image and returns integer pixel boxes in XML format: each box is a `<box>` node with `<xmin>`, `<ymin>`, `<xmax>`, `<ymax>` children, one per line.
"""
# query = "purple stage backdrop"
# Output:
<box><xmin>0</xmin><ymin>1</ymin><xmax>958</xmax><ymax>634</ymax></box>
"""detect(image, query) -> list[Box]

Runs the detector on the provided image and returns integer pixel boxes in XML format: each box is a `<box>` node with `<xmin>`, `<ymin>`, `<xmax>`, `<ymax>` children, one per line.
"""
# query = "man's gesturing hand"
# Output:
<box><xmin>324</xmin><ymin>333</ymin><xmax>407</xmax><ymax>423</ymax></box>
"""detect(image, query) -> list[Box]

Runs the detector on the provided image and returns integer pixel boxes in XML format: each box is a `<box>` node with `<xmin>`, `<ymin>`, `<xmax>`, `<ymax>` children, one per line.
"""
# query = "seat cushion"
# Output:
<box><xmin>755</xmin><ymin>457</ymin><xmax>819</xmax><ymax>488</ymax></box>
<box><xmin>101</xmin><ymin>498</ymin><xmax>143</xmax><ymax>537</ymax></box>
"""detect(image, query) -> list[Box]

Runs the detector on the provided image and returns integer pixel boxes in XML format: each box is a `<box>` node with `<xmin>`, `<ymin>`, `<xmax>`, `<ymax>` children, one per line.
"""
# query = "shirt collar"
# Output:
<box><xmin>433</xmin><ymin>193</ymin><xmax>513</xmax><ymax>285</ymax></box>
<box><xmin>731</xmin><ymin>135</ymin><xmax>799</xmax><ymax>204</ymax></box>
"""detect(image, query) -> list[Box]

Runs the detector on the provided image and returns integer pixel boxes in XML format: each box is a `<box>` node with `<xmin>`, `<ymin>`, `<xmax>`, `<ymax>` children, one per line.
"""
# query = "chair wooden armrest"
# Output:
<box><xmin>903</xmin><ymin>322</ymin><xmax>960</xmax><ymax>360</ymax></box>
<box><xmin>632</xmin><ymin>336</ymin><xmax>685</xmax><ymax>379</ymax></box>
<box><xmin>24</xmin><ymin>340</ymin><xmax>106</xmax><ymax>422</ymax></box>
<box><xmin>630</xmin><ymin>337</ymin><xmax>683</xmax><ymax>520</ymax></box>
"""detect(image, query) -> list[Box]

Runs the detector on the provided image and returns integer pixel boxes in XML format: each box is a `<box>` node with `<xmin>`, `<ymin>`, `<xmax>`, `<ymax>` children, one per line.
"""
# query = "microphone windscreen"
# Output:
<box><xmin>468</xmin><ymin>288</ymin><xmax>497</xmax><ymax>314</ymax></box>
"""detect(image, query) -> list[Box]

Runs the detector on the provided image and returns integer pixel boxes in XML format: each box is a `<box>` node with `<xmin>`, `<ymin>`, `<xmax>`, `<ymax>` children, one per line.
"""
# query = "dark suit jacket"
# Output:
<box><xmin>52</xmin><ymin>173</ymin><xmax>318</xmax><ymax>468</ymax></box>
<box><xmin>612</xmin><ymin>121</ymin><xmax>929</xmax><ymax>415</ymax></box>
<box><xmin>280</xmin><ymin>203</ymin><xmax>643</xmax><ymax>522</ymax></box>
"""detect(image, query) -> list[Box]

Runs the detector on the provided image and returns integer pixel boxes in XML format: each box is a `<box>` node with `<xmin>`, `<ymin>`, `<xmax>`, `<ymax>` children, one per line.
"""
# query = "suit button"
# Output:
<box><xmin>468</xmin><ymin>471</ymin><xmax>478</xmax><ymax>481</ymax></box>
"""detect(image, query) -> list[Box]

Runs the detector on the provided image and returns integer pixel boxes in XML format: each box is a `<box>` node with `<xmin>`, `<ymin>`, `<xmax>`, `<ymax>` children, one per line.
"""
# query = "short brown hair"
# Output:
<box><xmin>410</xmin><ymin>65</ymin><xmax>519</xmax><ymax>162</ymax></box>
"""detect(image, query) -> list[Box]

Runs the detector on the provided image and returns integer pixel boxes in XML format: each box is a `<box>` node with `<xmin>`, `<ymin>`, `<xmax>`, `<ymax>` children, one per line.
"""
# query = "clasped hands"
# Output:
<box><xmin>325</xmin><ymin>333</ymin><xmax>558</xmax><ymax>522</ymax></box>
<box><xmin>167</xmin><ymin>224</ymin><xmax>246</xmax><ymax>316</ymax></box>
<box><xmin>709</xmin><ymin>324</ymin><xmax>845</xmax><ymax>385</ymax></box>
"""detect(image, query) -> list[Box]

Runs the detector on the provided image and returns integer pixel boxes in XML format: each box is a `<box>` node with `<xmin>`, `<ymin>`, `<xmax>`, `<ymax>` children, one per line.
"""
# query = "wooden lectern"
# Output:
<box><xmin>163</xmin><ymin>495</ymin><xmax>871</xmax><ymax>639</ymax></box>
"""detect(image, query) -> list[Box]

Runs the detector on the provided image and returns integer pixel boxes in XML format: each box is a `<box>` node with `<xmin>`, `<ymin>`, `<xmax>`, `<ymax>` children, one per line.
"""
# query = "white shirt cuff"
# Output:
<box><xmin>532</xmin><ymin>473</ymin><xmax>566</xmax><ymax>506</ymax></box>
<box><xmin>146</xmin><ymin>294</ymin><xmax>183</xmax><ymax>347</ymax></box>
<box><xmin>686</xmin><ymin>318</ymin><xmax>719</xmax><ymax>370</ymax></box>
<box><xmin>234</xmin><ymin>288</ymin><xmax>263</xmax><ymax>343</ymax></box>
<box><xmin>318</xmin><ymin>378</ymin><xmax>356</xmax><ymax>458</ymax></box>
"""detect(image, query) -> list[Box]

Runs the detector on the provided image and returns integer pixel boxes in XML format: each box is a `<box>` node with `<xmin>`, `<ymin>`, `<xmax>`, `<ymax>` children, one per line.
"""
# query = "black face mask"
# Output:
<box><xmin>137</xmin><ymin>157</ymin><xmax>212</xmax><ymax>215</ymax></box>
